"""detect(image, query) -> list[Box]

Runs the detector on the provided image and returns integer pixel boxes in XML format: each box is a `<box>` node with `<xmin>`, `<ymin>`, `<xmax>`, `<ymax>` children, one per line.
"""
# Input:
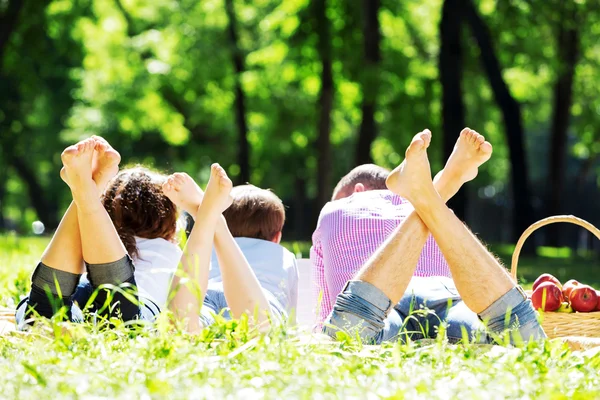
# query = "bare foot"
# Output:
<box><xmin>385</xmin><ymin>129</ymin><xmax>434</xmax><ymax>202</ymax></box>
<box><xmin>61</xmin><ymin>138</ymin><xmax>100</xmax><ymax>211</ymax></box>
<box><xmin>91</xmin><ymin>135</ymin><xmax>121</xmax><ymax>191</ymax></box>
<box><xmin>60</xmin><ymin>136</ymin><xmax>120</xmax><ymax>195</ymax></box>
<box><xmin>163</xmin><ymin>173</ymin><xmax>205</xmax><ymax>216</ymax></box>
<box><xmin>440</xmin><ymin>128</ymin><xmax>492</xmax><ymax>185</ymax></box>
<box><xmin>197</xmin><ymin>164</ymin><xmax>233</xmax><ymax>216</ymax></box>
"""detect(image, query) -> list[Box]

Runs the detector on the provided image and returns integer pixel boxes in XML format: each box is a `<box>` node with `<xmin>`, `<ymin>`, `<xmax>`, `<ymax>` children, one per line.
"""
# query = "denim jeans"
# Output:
<box><xmin>16</xmin><ymin>256</ymin><xmax>157</xmax><ymax>329</ymax></box>
<box><xmin>199</xmin><ymin>282</ymin><xmax>287</xmax><ymax>326</ymax></box>
<box><xmin>323</xmin><ymin>277</ymin><xmax>546</xmax><ymax>344</ymax></box>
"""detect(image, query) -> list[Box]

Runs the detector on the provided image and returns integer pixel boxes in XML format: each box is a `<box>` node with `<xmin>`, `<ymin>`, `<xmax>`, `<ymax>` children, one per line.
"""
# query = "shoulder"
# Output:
<box><xmin>135</xmin><ymin>237</ymin><xmax>182</xmax><ymax>259</ymax></box>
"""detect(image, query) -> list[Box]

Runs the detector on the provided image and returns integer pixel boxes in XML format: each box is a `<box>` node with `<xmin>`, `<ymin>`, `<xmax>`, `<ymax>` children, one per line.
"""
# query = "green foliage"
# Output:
<box><xmin>1</xmin><ymin>0</ymin><xmax>600</xmax><ymax>237</ymax></box>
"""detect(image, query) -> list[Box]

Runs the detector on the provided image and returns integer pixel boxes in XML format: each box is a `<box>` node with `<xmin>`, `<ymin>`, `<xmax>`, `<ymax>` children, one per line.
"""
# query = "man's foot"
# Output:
<box><xmin>385</xmin><ymin>129</ymin><xmax>434</xmax><ymax>203</ymax></box>
<box><xmin>440</xmin><ymin>128</ymin><xmax>493</xmax><ymax>185</ymax></box>
<box><xmin>61</xmin><ymin>139</ymin><xmax>100</xmax><ymax>212</ymax></box>
<box><xmin>163</xmin><ymin>173</ymin><xmax>205</xmax><ymax>216</ymax></box>
<box><xmin>60</xmin><ymin>136</ymin><xmax>121</xmax><ymax>195</ymax></box>
<box><xmin>197</xmin><ymin>164</ymin><xmax>233</xmax><ymax>217</ymax></box>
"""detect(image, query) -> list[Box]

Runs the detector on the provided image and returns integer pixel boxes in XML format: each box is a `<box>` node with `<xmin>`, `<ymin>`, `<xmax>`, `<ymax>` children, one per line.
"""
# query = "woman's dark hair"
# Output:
<box><xmin>102</xmin><ymin>166</ymin><xmax>178</xmax><ymax>259</ymax></box>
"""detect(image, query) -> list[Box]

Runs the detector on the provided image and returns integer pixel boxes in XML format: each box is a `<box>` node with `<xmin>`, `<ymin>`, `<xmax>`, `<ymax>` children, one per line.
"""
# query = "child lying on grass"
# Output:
<box><xmin>16</xmin><ymin>137</ymin><xmax>180</xmax><ymax>327</ymax></box>
<box><xmin>164</xmin><ymin>167</ymin><xmax>283</xmax><ymax>331</ymax></box>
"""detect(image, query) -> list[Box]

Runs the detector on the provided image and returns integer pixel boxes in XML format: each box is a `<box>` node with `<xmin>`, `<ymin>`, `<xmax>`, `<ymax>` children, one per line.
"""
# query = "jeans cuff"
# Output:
<box><xmin>342</xmin><ymin>281</ymin><xmax>394</xmax><ymax>313</ymax></box>
<box><xmin>31</xmin><ymin>262</ymin><xmax>81</xmax><ymax>297</ymax></box>
<box><xmin>478</xmin><ymin>285</ymin><xmax>527</xmax><ymax>321</ymax></box>
<box><xmin>86</xmin><ymin>255</ymin><xmax>135</xmax><ymax>288</ymax></box>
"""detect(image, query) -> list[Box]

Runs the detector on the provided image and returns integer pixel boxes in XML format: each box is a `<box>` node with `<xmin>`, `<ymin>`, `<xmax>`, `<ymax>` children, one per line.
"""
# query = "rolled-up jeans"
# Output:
<box><xmin>199</xmin><ymin>282</ymin><xmax>287</xmax><ymax>326</ymax></box>
<box><xmin>15</xmin><ymin>256</ymin><xmax>157</xmax><ymax>329</ymax></box>
<box><xmin>323</xmin><ymin>277</ymin><xmax>546</xmax><ymax>344</ymax></box>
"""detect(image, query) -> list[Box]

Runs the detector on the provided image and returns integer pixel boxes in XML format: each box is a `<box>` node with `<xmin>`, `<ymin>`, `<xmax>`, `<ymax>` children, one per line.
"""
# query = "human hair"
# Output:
<box><xmin>222</xmin><ymin>185</ymin><xmax>285</xmax><ymax>241</ymax></box>
<box><xmin>331</xmin><ymin>164</ymin><xmax>390</xmax><ymax>200</ymax></box>
<box><xmin>102</xmin><ymin>166</ymin><xmax>178</xmax><ymax>259</ymax></box>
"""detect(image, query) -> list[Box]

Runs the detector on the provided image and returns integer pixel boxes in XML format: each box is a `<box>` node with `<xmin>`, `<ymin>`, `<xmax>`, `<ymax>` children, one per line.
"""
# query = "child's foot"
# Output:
<box><xmin>197</xmin><ymin>164</ymin><xmax>233</xmax><ymax>217</ymax></box>
<box><xmin>91</xmin><ymin>136</ymin><xmax>121</xmax><ymax>192</ymax></box>
<box><xmin>61</xmin><ymin>139</ymin><xmax>100</xmax><ymax>212</ymax></box>
<box><xmin>385</xmin><ymin>129</ymin><xmax>434</xmax><ymax>203</ymax></box>
<box><xmin>60</xmin><ymin>136</ymin><xmax>121</xmax><ymax>196</ymax></box>
<box><xmin>163</xmin><ymin>173</ymin><xmax>205</xmax><ymax>216</ymax></box>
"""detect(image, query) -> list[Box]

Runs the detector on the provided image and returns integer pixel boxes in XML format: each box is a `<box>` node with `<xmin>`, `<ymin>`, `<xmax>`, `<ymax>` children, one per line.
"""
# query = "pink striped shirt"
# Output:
<box><xmin>310</xmin><ymin>190</ymin><xmax>452</xmax><ymax>323</ymax></box>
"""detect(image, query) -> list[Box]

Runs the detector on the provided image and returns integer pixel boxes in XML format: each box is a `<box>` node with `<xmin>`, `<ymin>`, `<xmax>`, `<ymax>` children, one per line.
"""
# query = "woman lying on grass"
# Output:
<box><xmin>164</xmin><ymin>165</ymin><xmax>277</xmax><ymax>332</ymax></box>
<box><xmin>16</xmin><ymin>137</ymin><xmax>181</xmax><ymax>327</ymax></box>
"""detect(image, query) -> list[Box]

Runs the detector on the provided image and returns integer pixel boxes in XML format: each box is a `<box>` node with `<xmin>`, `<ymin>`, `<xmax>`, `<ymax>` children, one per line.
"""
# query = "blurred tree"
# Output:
<box><xmin>547</xmin><ymin>1</ymin><xmax>580</xmax><ymax>246</ymax></box>
<box><xmin>463</xmin><ymin>0</ymin><xmax>534</xmax><ymax>240</ymax></box>
<box><xmin>354</xmin><ymin>0</ymin><xmax>381</xmax><ymax>166</ymax></box>
<box><xmin>313</xmin><ymin>0</ymin><xmax>334</xmax><ymax>209</ymax></box>
<box><xmin>439</xmin><ymin>0</ymin><xmax>467</xmax><ymax>220</ymax></box>
<box><xmin>0</xmin><ymin>0</ymin><xmax>84</xmax><ymax>230</ymax></box>
<box><xmin>224</xmin><ymin>0</ymin><xmax>251</xmax><ymax>184</ymax></box>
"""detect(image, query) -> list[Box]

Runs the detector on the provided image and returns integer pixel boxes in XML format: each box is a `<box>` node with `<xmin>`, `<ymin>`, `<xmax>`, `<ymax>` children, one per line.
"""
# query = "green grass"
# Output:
<box><xmin>1</xmin><ymin>235</ymin><xmax>600</xmax><ymax>399</ymax></box>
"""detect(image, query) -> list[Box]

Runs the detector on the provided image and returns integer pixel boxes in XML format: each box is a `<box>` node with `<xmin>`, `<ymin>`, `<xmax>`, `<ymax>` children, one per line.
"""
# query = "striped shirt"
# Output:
<box><xmin>310</xmin><ymin>190</ymin><xmax>452</xmax><ymax>323</ymax></box>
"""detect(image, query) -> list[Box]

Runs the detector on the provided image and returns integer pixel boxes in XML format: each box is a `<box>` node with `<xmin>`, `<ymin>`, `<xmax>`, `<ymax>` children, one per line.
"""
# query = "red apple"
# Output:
<box><xmin>569</xmin><ymin>285</ymin><xmax>598</xmax><ymax>312</ymax></box>
<box><xmin>531</xmin><ymin>282</ymin><xmax>564</xmax><ymax>312</ymax></box>
<box><xmin>562</xmin><ymin>279</ymin><xmax>580</xmax><ymax>301</ymax></box>
<box><xmin>532</xmin><ymin>273</ymin><xmax>562</xmax><ymax>292</ymax></box>
<box><xmin>596</xmin><ymin>291</ymin><xmax>600</xmax><ymax>312</ymax></box>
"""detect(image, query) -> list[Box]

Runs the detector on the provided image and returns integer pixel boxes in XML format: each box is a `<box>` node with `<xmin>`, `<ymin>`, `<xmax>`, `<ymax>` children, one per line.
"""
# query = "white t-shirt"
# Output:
<box><xmin>134</xmin><ymin>237</ymin><xmax>182</xmax><ymax>309</ymax></box>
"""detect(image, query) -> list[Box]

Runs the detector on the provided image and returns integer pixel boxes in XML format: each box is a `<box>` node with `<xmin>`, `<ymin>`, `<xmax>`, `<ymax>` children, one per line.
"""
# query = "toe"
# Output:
<box><xmin>480</xmin><ymin>141</ymin><xmax>493</xmax><ymax>153</ymax></box>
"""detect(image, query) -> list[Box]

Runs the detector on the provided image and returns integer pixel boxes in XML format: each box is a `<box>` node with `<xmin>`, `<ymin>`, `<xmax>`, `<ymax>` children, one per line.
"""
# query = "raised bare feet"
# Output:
<box><xmin>385</xmin><ymin>129</ymin><xmax>434</xmax><ymax>203</ymax></box>
<box><xmin>163</xmin><ymin>173</ymin><xmax>205</xmax><ymax>216</ymax></box>
<box><xmin>90</xmin><ymin>135</ymin><xmax>121</xmax><ymax>191</ymax></box>
<box><xmin>438</xmin><ymin>128</ymin><xmax>492</xmax><ymax>188</ymax></box>
<box><xmin>60</xmin><ymin>136</ymin><xmax>121</xmax><ymax>195</ymax></box>
<box><xmin>197</xmin><ymin>164</ymin><xmax>233</xmax><ymax>217</ymax></box>
<box><xmin>61</xmin><ymin>138</ymin><xmax>100</xmax><ymax>212</ymax></box>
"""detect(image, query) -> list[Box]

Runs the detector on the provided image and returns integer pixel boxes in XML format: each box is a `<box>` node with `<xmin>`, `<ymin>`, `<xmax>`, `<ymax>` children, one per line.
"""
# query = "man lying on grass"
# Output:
<box><xmin>323</xmin><ymin>128</ymin><xmax>546</xmax><ymax>344</ymax></box>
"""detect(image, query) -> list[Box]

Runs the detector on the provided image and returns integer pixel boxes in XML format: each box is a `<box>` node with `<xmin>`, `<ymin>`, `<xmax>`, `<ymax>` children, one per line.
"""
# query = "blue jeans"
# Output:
<box><xmin>199</xmin><ymin>282</ymin><xmax>287</xmax><ymax>326</ymax></box>
<box><xmin>16</xmin><ymin>257</ymin><xmax>158</xmax><ymax>329</ymax></box>
<box><xmin>323</xmin><ymin>277</ymin><xmax>546</xmax><ymax>344</ymax></box>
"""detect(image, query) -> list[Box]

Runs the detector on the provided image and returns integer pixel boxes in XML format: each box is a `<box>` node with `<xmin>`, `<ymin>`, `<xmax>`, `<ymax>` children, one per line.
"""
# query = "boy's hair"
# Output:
<box><xmin>331</xmin><ymin>164</ymin><xmax>390</xmax><ymax>200</ymax></box>
<box><xmin>223</xmin><ymin>185</ymin><xmax>285</xmax><ymax>241</ymax></box>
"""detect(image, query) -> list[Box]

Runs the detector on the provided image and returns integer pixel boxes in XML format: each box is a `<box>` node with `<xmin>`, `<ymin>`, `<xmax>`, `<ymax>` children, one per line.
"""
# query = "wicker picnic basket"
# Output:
<box><xmin>511</xmin><ymin>215</ymin><xmax>600</xmax><ymax>339</ymax></box>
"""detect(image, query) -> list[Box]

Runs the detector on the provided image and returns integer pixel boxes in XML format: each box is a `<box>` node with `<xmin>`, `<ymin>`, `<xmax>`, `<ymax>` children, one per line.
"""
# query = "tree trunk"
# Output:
<box><xmin>0</xmin><ymin>0</ymin><xmax>25</xmax><ymax>61</ymax></box>
<box><xmin>314</xmin><ymin>0</ymin><xmax>334</xmax><ymax>209</ymax></box>
<box><xmin>8</xmin><ymin>154</ymin><xmax>59</xmax><ymax>230</ymax></box>
<box><xmin>224</xmin><ymin>0</ymin><xmax>250</xmax><ymax>184</ymax></box>
<box><xmin>463</xmin><ymin>0</ymin><xmax>534</xmax><ymax>240</ymax></box>
<box><xmin>547</xmin><ymin>7</ymin><xmax>580</xmax><ymax>246</ymax></box>
<box><xmin>0</xmin><ymin>167</ymin><xmax>7</xmax><ymax>230</ymax></box>
<box><xmin>439</xmin><ymin>0</ymin><xmax>467</xmax><ymax>220</ymax></box>
<box><xmin>354</xmin><ymin>0</ymin><xmax>381</xmax><ymax>166</ymax></box>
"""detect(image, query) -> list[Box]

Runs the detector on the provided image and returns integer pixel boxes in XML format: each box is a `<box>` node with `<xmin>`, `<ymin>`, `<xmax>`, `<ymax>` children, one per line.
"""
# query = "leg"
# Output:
<box><xmin>356</xmin><ymin>128</ymin><xmax>492</xmax><ymax>304</ymax></box>
<box><xmin>164</xmin><ymin>171</ymin><xmax>273</xmax><ymax>328</ymax></box>
<box><xmin>18</xmin><ymin>137</ymin><xmax>122</xmax><ymax>324</ymax></box>
<box><xmin>325</xmin><ymin>128</ymin><xmax>492</xmax><ymax>341</ymax></box>
<box><xmin>388</xmin><ymin>129</ymin><xmax>545</xmax><ymax>342</ymax></box>
<box><xmin>213</xmin><ymin>216</ymin><xmax>272</xmax><ymax>324</ymax></box>
<box><xmin>62</xmin><ymin>138</ymin><xmax>139</xmax><ymax>320</ymax></box>
<box><xmin>165</xmin><ymin>165</ymin><xmax>233</xmax><ymax>333</ymax></box>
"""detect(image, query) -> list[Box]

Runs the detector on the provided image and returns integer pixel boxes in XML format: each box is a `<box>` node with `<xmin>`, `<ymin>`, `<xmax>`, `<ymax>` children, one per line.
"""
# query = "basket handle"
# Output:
<box><xmin>510</xmin><ymin>215</ymin><xmax>600</xmax><ymax>280</ymax></box>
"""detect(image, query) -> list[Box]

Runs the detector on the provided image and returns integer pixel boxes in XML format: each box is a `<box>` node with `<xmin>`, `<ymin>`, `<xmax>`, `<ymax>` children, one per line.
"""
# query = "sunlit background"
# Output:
<box><xmin>0</xmin><ymin>0</ymin><xmax>599</xmax><ymax>252</ymax></box>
